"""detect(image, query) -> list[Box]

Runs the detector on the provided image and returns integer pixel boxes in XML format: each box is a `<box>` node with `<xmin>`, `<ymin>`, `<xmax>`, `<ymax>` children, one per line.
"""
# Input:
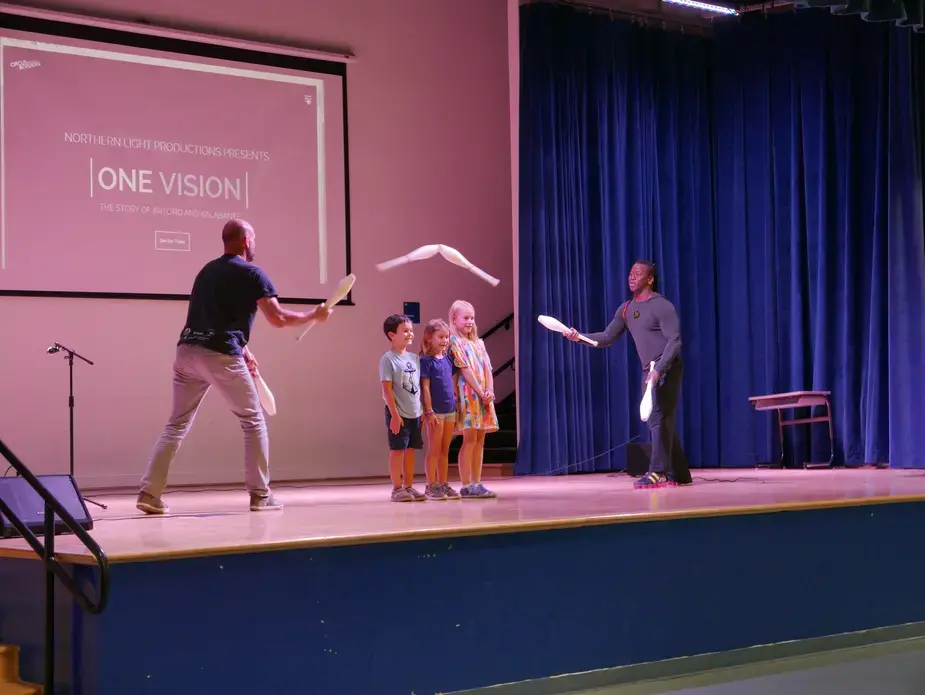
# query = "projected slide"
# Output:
<box><xmin>0</xmin><ymin>24</ymin><xmax>348</xmax><ymax>301</ymax></box>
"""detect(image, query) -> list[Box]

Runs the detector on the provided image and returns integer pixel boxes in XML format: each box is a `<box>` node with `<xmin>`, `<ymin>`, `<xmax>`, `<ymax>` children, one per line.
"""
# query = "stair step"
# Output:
<box><xmin>489</xmin><ymin>430</ymin><xmax>518</xmax><ymax>447</ymax></box>
<box><xmin>495</xmin><ymin>398</ymin><xmax>516</xmax><ymax>415</ymax></box>
<box><xmin>483</xmin><ymin>447</ymin><xmax>517</xmax><ymax>464</ymax></box>
<box><xmin>449</xmin><ymin>429</ymin><xmax>517</xmax><ymax>449</ymax></box>
<box><xmin>449</xmin><ymin>463</ymin><xmax>513</xmax><ymax>478</ymax></box>
<box><xmin>446</xmin><ymin>390</ymin><xmax>518</xmax><ymax>465</ymax></box>
<box><xmin>0</xmin><ymin>683</ymin><xmax>43</xmax><ymax>694</ymax></box>
<box><xmin>449</xmin><ymin>447</ymin><xmax>516</xmax><ymax>465</ymax></box>
<box><xmin>0</xmin><ymin>644</ymin><xmax>42</xmax><ymax>694</ymax></box>
<box><xmin>0</xmin><ymin>645</ymin><xmax>20</xmax><ymax>682</ymax></box>
<box><xmin>497</xmin><ymin>412</ymin><xmax>516</xmax><ymax>429</ymax></box>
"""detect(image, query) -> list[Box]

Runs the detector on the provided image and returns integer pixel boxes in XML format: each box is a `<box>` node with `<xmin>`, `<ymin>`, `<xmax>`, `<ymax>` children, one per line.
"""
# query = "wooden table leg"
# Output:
<box><xmin>778</xmin><ymin>409</ymin><xmax>786</xmax><ymax>469</ymax></box>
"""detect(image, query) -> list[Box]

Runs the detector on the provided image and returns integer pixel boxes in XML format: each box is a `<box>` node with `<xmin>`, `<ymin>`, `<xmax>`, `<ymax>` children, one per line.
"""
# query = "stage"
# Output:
<box><xmin>0</xmin><ymin>468</ymin><xmax>922</xmax><ymax>564</ymax></box>
<box><xmin>3</xmin><ymin>468</ymin><xmax>925</xmax><ymax>695</ymax></box>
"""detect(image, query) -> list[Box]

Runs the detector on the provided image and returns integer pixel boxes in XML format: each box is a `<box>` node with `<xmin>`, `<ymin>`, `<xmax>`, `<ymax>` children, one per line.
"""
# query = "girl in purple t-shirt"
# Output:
<box><xmin>419</xmin><ymin>319</ymin><xmax>461</xmax><ymax>501</ymax></box>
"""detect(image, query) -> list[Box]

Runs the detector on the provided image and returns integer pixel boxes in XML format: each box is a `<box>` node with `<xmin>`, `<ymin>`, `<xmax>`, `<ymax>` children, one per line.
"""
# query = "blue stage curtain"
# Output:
<box><xmin>516</xmin><ymin>5</ymin><xmax>925</xmax><ymax>475</ymax></box>
<box><xmin>517</xmin><ymin>4</ymin><xmax>717</xmax><ymax>475</ymax></box>
<box><xmin>711</xmin><ymin>12</ymin><xmax>925</xmax><ymax>470</ymax></box>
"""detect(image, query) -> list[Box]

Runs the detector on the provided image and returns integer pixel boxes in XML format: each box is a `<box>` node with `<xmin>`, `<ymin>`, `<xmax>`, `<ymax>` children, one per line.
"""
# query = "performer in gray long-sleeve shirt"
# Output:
<box><xmin>566</xmin><ymin>260</ymin><xmax>692</xmax><ymax>489</ymax></box>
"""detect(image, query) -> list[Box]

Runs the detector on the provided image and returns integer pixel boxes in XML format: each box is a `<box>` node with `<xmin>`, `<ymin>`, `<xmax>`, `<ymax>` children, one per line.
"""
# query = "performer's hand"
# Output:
<box><xmin>482</xmin><ymin>389</ymin><xmax>494</xmax><ymax>404</ymax></box>
<box><xmin>565</xmin><ymin>328</ymin><xmax>581</xmax><ymax>342</ymax></box>
<box><xmin>243</xmin><ymin>347</ymin><xmax>259</xmax><ymax>377</ymax></box>
<box><xmin>312</xmin><ymin>305</ymin><xmax>333</xmax><ymax>323</ymax></box>
<box><xmin>390</xmin><ymin>412</ymin><xmax>404</xmax><ymax>435</ymax></box>
<box><xmin>424</xmin><ymin>412</ymin><xmax>438</xmax><ymax>429</ymax></box>
<box><xmin>647</xmin><ymin>369</ymin><xmax>660</xmax><ymax>385</ymax></box>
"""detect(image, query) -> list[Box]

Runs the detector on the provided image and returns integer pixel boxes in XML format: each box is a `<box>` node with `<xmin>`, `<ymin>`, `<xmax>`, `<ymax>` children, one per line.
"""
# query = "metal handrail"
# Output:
<box><xmin>481</xmin><ymin>312</ymin><xmax>514</xmax><ymax>341</ymax></box>
<box><xmin>493</xmin><ymin>357</ymin><xmax>515</xmax><ymax>378</ymax></box>
<box><xmin>480</xmin><ymin>312</ymin><xmax>516</xmax><ymax>381</ymax></box>
<box><xmin>0</xmin><ymin>438</ymin><xmax>110</xmax><ymax>693</ymax></box>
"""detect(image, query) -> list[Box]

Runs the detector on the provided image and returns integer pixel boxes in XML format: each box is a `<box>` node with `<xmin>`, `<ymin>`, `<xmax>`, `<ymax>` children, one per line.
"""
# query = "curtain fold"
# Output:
<box><xmin>516</xmin><ymin>5</ymin><xmax>925</xmax><ymax>475</ymax></box>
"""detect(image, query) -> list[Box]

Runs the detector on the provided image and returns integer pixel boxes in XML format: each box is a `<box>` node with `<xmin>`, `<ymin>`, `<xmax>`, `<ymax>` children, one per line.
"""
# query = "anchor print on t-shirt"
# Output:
<box><xmin>402</xmin><ymin>360</ymin><xmax>419</xmax><ymax>397</ymax></box>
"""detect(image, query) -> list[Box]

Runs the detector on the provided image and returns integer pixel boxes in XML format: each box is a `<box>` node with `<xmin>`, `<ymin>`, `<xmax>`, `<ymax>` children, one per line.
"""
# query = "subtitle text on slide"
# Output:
<box><xmin>98</xmin><ymin>203</ymin><xmax>240</xmax><ymax>220</ymax></box>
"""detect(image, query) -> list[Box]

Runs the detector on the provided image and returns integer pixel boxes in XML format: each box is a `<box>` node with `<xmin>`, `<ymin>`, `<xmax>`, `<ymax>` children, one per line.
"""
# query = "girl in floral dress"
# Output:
<box><xmin>448</xmin><ymin>300</ymin><xmax>499</xmax><ymax>499</ymax></box>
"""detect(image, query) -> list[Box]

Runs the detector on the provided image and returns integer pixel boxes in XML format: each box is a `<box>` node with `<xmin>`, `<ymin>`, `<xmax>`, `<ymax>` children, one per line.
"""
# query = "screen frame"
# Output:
<box><xmin>0</xmin><ymin>11</ymin><xmax>353</xmax><ymax>306</ymax></box>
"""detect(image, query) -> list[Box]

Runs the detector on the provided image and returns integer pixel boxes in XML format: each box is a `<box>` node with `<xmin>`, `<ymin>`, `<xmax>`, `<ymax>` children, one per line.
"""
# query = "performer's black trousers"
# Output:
<box><xmin>642</xmin><ymin>360</ymin><xmax>690</xmax><ymax>482</ymax></box>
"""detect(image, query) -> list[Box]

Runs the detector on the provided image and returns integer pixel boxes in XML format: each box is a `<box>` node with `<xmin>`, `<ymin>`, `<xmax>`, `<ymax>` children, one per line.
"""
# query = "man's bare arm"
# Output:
<box><xmin>257</xmin><ymin>297</ymin><xmax>330</xmax><ymax>328</ymax></box>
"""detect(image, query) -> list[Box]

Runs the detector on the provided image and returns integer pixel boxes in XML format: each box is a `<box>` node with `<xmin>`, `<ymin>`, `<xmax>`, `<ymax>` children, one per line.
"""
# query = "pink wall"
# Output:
<box><xmin>508</xmin><ymin>0</ymin><xmax>521</xmax><ymax>443</ymax></box>
<box><xmin>0</xmin><ymin>0</ymin><xmax>515</xmax><ymax>489</ymax></box>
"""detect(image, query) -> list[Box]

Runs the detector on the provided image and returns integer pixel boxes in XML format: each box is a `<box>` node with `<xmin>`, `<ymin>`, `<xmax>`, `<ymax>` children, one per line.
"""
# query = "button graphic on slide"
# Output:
<box><xmin>154</xmin><ymin>231</ymin><xmax>191</xmax><ymax>252</ymax></box>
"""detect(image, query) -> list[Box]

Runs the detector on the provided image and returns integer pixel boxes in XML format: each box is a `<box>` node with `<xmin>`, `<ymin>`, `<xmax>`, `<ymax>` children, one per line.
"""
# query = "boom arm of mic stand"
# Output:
<box><xmin>52</xmin><ymin>343</ymin><xmax>94</xmax><ymax>366</ymax></box>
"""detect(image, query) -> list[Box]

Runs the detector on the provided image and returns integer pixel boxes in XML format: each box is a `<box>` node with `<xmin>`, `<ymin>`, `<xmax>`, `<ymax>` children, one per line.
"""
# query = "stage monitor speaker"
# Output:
<box><xmin>0</xmin><ymin>474</ymin><xmax>94</xmax><ymax>539</ymax></box>
<box><xmin>625</xmin><ymin>443</ymin><xmax>651</xmax><ymax>477</ymax></box>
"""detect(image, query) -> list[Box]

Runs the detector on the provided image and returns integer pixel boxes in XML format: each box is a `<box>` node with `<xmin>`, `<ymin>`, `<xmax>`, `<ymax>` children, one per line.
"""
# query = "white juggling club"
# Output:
<box><xmin>296</xmin><ymin>273</ymin><xmax>357</xmax><ymax>342</ymax></box>
<box><xmin>639</xmin><ymin>361</ymin><xmax>655</xmax><ymax>422</ymax></box>
<box><xmin>437</xmin><ymin>245</ymin><xmax>500</xmax><ymax>287</ymax></box>
<box><xmin>537</xmin><ymin>315</ymin><xmax>598</xmax><ymax>347</ymax></box>
<box><xmin>375</xmin><ymin>245</ymin><xmax>441</xmax><ymax>271</ymax></box>
<box><xmin>375</xmin><ymin>244</ymin><xmax>500</xmax><ymax>287</ymax></box>
<box><xmin>255</xmin><ymin>375</ymin><xmax>277</xmax><ymax>416</ymax></box>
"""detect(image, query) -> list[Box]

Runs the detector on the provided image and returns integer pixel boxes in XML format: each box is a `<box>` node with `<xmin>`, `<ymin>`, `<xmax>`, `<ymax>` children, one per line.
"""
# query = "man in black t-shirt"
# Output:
<box><xmin>137</xmin><ymin>219</ymin><xmax>331</xmax><ymax>514</ymax></box>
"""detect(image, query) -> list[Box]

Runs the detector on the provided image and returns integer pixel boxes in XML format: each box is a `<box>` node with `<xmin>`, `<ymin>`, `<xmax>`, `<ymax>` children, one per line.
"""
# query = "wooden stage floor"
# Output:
<box><xmin>2</xmin><ymin>468</ymin><xmax>925</xmax><ymax>565</ymax></box>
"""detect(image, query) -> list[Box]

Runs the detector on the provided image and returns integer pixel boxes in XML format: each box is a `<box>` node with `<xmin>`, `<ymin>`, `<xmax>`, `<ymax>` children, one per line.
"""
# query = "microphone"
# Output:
<box><xmin>45</xmin><ymin>342</ymin><xmax>93</xmax><ymax>365</ymax></box>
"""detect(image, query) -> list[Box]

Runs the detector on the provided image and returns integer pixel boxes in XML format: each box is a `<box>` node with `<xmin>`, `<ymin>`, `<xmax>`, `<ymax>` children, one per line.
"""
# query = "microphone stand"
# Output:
<box><xmin>47</xmin><ymin>343</ymin><xmax>107</xmax><ymax>510</ymax></box>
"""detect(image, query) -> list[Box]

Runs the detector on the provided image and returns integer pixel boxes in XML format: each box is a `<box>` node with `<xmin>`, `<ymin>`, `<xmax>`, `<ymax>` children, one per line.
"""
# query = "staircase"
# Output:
<box><xmin>0</xmin><ymin>439</ymin><xmax>110</xmax><ymax>695</ymax></box>
<box><xmin>0</xmin><ymin>645</ymin><xmax>41</xmax><ymax>694</ymax></box>
<box><xmin>449</xmin><ymin>393</ymin><xmax>516</xmax><ymax>477</ymax></box>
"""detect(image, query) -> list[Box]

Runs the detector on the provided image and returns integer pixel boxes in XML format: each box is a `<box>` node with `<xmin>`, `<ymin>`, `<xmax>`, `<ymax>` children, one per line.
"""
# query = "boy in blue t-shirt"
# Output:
<box><xmin>379</xmin><ymin>314</ymin><xmax>425</xmax><ymax>502</ymax></box>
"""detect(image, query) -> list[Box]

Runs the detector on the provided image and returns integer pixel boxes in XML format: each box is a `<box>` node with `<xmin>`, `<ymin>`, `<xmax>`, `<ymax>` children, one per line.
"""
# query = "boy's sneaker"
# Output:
<box><xmin>441</xmin><ymin>483</ymin><xmax>461</xmax><ymax>500</ymax></box>
<box><xmin>136</xmin><ymin>491</ymin><xmax>168</xmax><ymax>515</ymax></box>
<box><xmin>425</xmin><ymin>483</ymin><xmax>446</xmax><ymax>501</ymax></box>
<box><xmin>250</xmin><ymin>493</ymin><xmax>283</xmax><ymax>511</ymax></box>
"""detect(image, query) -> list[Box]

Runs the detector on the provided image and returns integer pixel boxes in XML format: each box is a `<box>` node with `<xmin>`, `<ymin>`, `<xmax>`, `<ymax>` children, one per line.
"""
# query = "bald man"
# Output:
<box><xmin>137</xmin><ymin>219</ymin><xmax>331</xmax><ymax>514</ymax></box>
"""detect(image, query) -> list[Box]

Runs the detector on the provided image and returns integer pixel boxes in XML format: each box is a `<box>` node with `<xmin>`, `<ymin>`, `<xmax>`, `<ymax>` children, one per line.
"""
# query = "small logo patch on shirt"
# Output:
<box><xmin>632</xmin><ymin>311</ymin><xmax>640</xmax><ymax>319</ymax></box>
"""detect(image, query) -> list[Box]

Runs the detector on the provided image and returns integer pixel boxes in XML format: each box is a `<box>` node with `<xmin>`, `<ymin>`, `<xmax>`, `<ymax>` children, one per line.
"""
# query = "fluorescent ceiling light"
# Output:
<box><xmin>663</xmin><ymin>0</ymin><xmax>739</xmax><ymax>14</ymax></box>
